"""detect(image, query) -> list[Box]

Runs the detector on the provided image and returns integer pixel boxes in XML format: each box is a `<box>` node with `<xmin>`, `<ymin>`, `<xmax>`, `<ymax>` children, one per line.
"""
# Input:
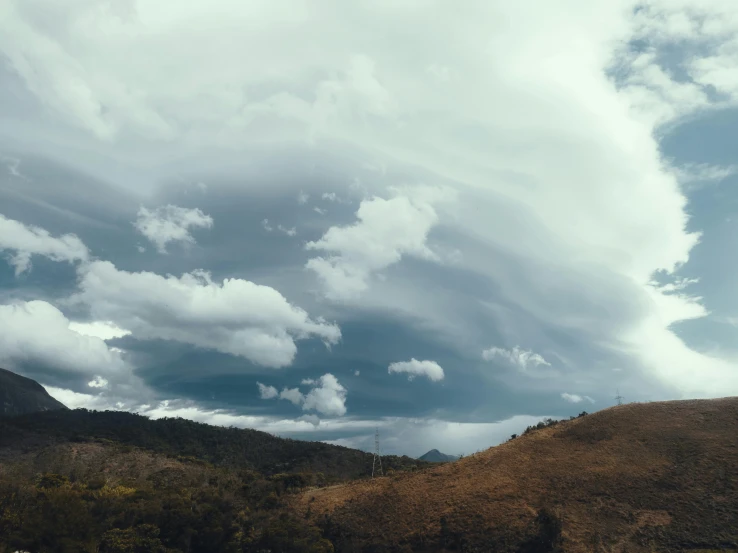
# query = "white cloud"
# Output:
<box><xmin>388</xmin><ymin>358</ymin><xmax>445</xmax><ymax>382</ymax></box>
<box><xmin>561</xmin><ymin>392</ymin><xmax>594</xmax><ymax>404</ymax></box>
<box><xmin>301</xmin><ymin>378</ymin><xmax>316</xmax><ymax>385</ymax></box>
<box><xmin>482</xmin><ymin>346</ymin><xmax>551</xmax><ymax>372</ymax></box>
<box><xmin>279</xmin><ymin>387</ymin><xmax>304</xmax><ymax>406</ymax></box>
<box><xmin>305</xmin><ymin>192</ymin><xmax>445</xmax><ymax>300</ymax></box>
<box><xmin>297</xmin><ymin>191</ymin><xmax>310</xmax><ymax>204</ymax></box>
<box><xmin>68</xmin><ymin>321</ymin><xmax>131</xmax><ymax>341</ymax></box>
<box><xmin>257</xmin><ymin>382</ymin><xmax>278</xmax><ymax>399</ymax></box>
<box><xmin>88</xmin><ymin>376</ymin><xmax>109</xmax><ymax>389</ymax></box>
<box><xmin>354</xmin><ymin>370</ymin><xmax>360</xmax><ymax>376</ymax></box>
<box><xmin>70</xmin><ymin>261</ymin><xmax>341</xmax><ymax>368</ymax></box>
<box><xmin>264</xmin><ymin>219</ymin><xmax>296</xmax><ymax>236</ymax></box>
<box><xmin>134</xmin><ymin>205</ymin><xmax>213</xmax><ymax>254</ymax></box>
<box><xmin>259</xmin><ymin>373</ymin><xmax>348</xmax><ymax>416</ymax></box>
<box><xmin>313</xmin><ymin>207</ymin><xmax>326</xmax><ymax>215</ymax></box>
<box><xmin>299</xmin><ymin>414</ymin><xmax>321</xmax><ymax>427</ymax></box>
<box><xmin>302</xmin><ymin>374</ymin><xmax>347</xmax><ymax>416</ymax></box>
<box><xmin>0</xmin><ymin>300</ymin><xmax>127</xmax><ymax>377</ymax></box>
<box><xmin>0</xmin><ymin>214</ymin><xmax>89</xmax><ymax>275</ymax></box>
<box><xmin>321</xmin><ymin>192</ymin><xmax>349</xmax><ymax>204</ymax></box>
<box><xmin>672</xmin><ymin>162</ymin><xmax>737</xmax><ymax>191</ymax></box>
<box><xmin>5</xmin><ymin>0</ymin><xmax>738</xmax><ymax>400</ymax></box>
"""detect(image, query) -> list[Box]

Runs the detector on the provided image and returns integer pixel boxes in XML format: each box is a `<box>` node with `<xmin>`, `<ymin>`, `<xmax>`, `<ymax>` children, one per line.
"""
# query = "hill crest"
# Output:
<box><xmin>299</xmin><ymin>397</ymin><xmax>738</xmax><ymax>552</ymax></box>
<box><xmin>0</xmin><ymin>367</ymin><xmax>67</xmax><ymax>416</ymax></box>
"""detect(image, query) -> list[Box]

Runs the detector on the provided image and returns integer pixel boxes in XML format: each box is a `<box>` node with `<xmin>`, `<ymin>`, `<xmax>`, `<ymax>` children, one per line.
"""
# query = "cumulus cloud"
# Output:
<box><xmin>259</xmin><ymin>373</ymin><xmax>347</xmax><ymax>416</ymax></box>
<box><xmin>134</xmin><ymin>205</ymin><xmax>213</xmax><ymax>254</ymax></box>
<box><xmin>257</xmin><ymin>382</ymin><xmax>278</xmax><ymax>399</ymax></box>
<box><xmin>70</xmin><ymin>261</ymin><xmax>341</xmax><ymax>367</ymax></box>
<box><xmin>306</xmin><ymin>192</ymin><xmax>444</xmax><ymax>299</ymax></box>
<box><xmin>88</xmin><ymin>376</ymin><xmax>109</xmax><ymax>389</ymax></box>
<box><xmin>0</xmin><ymin>214</ymin><xmax>89</xmax><ymax>275</ymax></box>
<box><xmin>482</xmin><ymin>346</ymin><xmax>551</xmax><ymax>372</ymax></box>
<box><xmin>302</xmin><ymin>374</ymin><xmax>348</xmax><ymax>416</ymax></box>
<box><xmin>0</xmin><ymin>300</ymin><xmax>127</xmax><ymax>377</ymax></box>
<box><xmin>388</xmin><ymin>358</ymin><xmax>445</xmax><ymax>382</ymax></box>
<box><xmin>561</xmin><ymin>393</ymin><xmax>594</xmax><ymax>404</ymax></box>
<box><xmin>279</xmin><ymin>387</ymin><xmax>304</xmax><ymax>406</ymax></box>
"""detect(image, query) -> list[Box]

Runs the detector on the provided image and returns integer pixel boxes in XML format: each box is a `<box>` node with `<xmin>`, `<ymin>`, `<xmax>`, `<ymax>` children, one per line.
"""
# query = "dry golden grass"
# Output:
<box><xmin>295</xmin><ymin>398</ymin><xmax>738</xmax><ymax>552</ymax></box>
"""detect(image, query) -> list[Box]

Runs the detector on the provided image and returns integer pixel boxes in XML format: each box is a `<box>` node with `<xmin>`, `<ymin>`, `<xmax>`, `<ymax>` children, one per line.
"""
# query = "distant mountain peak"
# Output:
<box><xmin>418</xmin><ymin>449</ymin><xmax>460</xmax><ymax>463</ymax></box>
<box><xmin>0</xmin><ymin>368</ymin><xmax>68</xmax><ymax>416</ymax></box>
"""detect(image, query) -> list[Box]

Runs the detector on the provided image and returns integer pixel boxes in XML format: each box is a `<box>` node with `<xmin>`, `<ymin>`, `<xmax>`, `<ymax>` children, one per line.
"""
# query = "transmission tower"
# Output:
<box><xmin>615</xmin><ymin>389</ymin><xmax>624</xmax><ymax>406</ymax></box>
<box><xmin>372</xmin><ymin>427</ymin><xmax>383</xmax><ymax>478</ymax></box>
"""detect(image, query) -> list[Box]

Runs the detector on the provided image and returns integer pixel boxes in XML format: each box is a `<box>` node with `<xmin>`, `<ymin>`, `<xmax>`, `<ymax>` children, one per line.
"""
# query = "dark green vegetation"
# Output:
<box><xmin>0</xmin><ymin>406</ymin><xmax>426</xmax><ymax>553</ymax></box>
<box><xmin>0</xmin><ymin>408</ymin><xmax>425</xmax><ymax>479</ymax></box>
<box><xmin>0</xmin><ymin>368</ymin><xmax>67</xmax><ymax>416</ymax></box>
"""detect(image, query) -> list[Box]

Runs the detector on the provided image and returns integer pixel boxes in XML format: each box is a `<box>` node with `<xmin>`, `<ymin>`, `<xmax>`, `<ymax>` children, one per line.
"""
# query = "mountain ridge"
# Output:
<box><xmin>299</xmin><ymin>397</ymin><xmax>738</xmax><ymax>552</ymax></box>
<box><xmin>0</xmin><ymin>367</ymin><xmax>68</xmax><ymax>416</ymax></box>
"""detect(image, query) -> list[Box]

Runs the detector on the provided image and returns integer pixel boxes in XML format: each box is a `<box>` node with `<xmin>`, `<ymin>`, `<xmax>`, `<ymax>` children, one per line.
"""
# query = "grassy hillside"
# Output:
<box><xmin>298</xmin><ymin>398</ymin><xmax>738</xmax><ymax>553</ymax></box>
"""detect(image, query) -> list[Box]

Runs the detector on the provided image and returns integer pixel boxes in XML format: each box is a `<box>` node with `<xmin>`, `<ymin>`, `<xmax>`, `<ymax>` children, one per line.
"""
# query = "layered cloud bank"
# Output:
<box><xmin>2</xmin><ymin>0</ymin><xmax>738</xmax><ymax>454</ymax></box>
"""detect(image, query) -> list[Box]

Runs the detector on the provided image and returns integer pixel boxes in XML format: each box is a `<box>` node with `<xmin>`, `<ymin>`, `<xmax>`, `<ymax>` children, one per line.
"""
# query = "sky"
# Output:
<box><xmin>2</xmin><ymin>0</ymin><xmax>738</xmax><ymax>458</ymax></box>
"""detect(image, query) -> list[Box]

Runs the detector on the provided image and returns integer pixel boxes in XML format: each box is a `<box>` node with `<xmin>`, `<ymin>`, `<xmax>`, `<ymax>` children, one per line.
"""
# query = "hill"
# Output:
<box><xmin>0</xmin><ymin>367</ymin><xmax>67</xmax><ymax>416</ymax></box>
<box><xmin>298</xmin><ymin>398</ymin><xmax>738</xmax><ymax>553</ymax></box>
<box><xmin>0</xmin><ymin>408</ymin><xmax>427</xmax><ymax>481</ymax></box>
<box><xmin>418</xmin><ymin>449</ymin><xmax>460</xmax><ymax>463</ymax></box>
<box><xmin>0</xmin><ymin>407</ymin><xmax>429</xmax><ymax>552</ymax></box>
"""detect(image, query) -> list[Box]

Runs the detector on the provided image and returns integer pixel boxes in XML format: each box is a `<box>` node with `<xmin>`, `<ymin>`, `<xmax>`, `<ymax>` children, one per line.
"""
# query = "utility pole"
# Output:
<box><xmin>615</xmin><ymin>389</ymin><xmax>624</xmax><ymax>406</ymax></box>
<box><xmin>372</xmin><ymin>427</ymin><xmax>383</xmax><ymax>478</ymax></box>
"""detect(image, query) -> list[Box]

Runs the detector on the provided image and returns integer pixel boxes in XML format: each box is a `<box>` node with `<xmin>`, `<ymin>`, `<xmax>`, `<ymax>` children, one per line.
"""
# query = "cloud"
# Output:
<box><xmin>68</xmin><ymin>321</ymin><xmax>131</xmax><ymax>341</ymax></box>
<box><xmin>5</xmin><ymin>0</ymin><xmax>738</xmax><ymax>403</ymax></box>
<box><xmin>257</xmin><ymin>382</ymin><xmax>278</xmax><ymax>399</ymax></box>
<box><xmin>134</xmin><ymin>205</ymin><xmax>213</xmax><ymax>254</ymax></box>
<box><xmin>0</xmin><ymin>300</ymin><xmax>127</xmax><ymax>377</ymax></box>
<box><xmin>321</xmin><ymin>192</ymin><xmax>349</xmax><ymax>203</ymax></box>
<box><xmin>388</xmin><ymin>358</ymin><xmax>445</xmax><ymax>382</ymax></box>
<box><xmin>302</xmin><ymin>374</ymin><xmax>347</xmax><ymax>416</ymax></box>
<box><xmin>262</xmin><ymin>219</ymin><xmax>297</xmax><ymax>236</ymax></box>
<box><xmin>305</xmin><ymin>192</ymin><xmax>444</xmax><ymax>299</ymax></box>
<box><xmin>279</xmin><ymin>387</ymin><xmax>304</xmax><ymax>406</ymax></box>
<box><xmin>482</xmin><ymin>346</ymin><xmax>551</xmax><ymax>372</ymax></box>
<box><xmin>672</xmin><ymin>163</ymin><xmax>737</xmax><ymax>190</ymax></box>
<box><xmin>70</xmin><ymin>261</ymin><xmax>341</xmax><ymax>367</ymax></box>
<box><xmin>299</xmin><ymin>414</ymin><xmax>321</xmax><ymax>427</ymax></box>
<box><xmin>88</xmin><ymin>376</ymin><xmax>109</xmax><ymax>389</ymax></box>
<box><xmin>561</xmin><ymin>393</ymin><xmax>594</xmax><ymax>404</ymax></box>
<box><xmin>0</xmin><ymin>214</ymin><xmax>89</xmax><ymax>275</ymax></box>
<box><xmin>259</xmin><ymin>373</ymin><xmax>348</xmax><ymax>416</ymax></box>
